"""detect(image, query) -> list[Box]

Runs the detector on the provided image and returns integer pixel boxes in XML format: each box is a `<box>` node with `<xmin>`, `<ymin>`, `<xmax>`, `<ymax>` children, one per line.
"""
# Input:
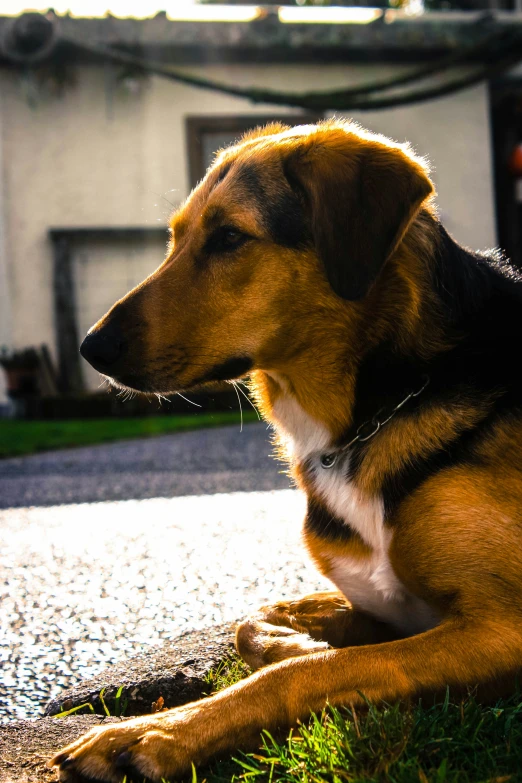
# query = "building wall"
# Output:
<box><xmin>347</xmin><ymin>83</ymin><xmax>496</xmax><ymax>250</ymax></box>
<box><xmin>73</xmin><ymin>233</ymin><xmax>168</xmax><ymax>389</ymax></box>
<box><xmin>0</xmin><ymin>61</ymin><xmax>496</xmax><ymax>389</ymax></box>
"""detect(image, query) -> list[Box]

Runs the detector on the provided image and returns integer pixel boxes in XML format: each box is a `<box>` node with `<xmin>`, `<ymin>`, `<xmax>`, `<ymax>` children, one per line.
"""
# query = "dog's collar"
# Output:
<box><xmin>319</xmin><ymin>374</ymin><xmax>430</xmax><ymax>470</ymax></box>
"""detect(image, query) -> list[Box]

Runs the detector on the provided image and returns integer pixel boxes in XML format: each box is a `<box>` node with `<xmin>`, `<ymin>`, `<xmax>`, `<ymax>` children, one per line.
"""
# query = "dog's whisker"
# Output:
<box><xmin>148</xmin><ymin>188</ymin><xmax>177</xmax><ymax>211</ymax></box>
<box><xmin>230</xmin><ymin>381</ymin><xmax>243</xmax><ymax>433</ymax></box>
<box><xmin>155</xmin><ymin>392</ymin><xmax>172</xmax><ymax>408</ymax></box>
<box><xmin>176</xmin><ymin>392</ymin><xmax>202</xmax><ymax>408</ymax></box>
<box><xmin>235</xmin><ymin>381</ymin><xmax>260</xmax><ymax>420</ymax></box>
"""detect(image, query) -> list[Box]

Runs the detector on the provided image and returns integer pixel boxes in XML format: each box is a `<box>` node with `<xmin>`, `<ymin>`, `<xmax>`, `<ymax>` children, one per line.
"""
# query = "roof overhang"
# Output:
<box><xmin>1</xmin><ymin>10</ymin><xmax>521</xmax><ymax>65</ymax></box>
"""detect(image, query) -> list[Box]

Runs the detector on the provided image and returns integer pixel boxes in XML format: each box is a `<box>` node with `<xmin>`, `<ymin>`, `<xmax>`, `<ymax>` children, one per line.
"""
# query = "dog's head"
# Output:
<box><xmin>80</xmin><ymin>120</ymin><xmax>433</xmax><ymax>394</ymax></box>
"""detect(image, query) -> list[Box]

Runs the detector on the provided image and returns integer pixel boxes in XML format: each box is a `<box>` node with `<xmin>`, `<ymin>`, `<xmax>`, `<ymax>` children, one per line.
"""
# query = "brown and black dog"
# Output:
<box><xmin>51</xmin><ymin>120</ymin><xmax>522</xmax><ymax>782</ymax></box>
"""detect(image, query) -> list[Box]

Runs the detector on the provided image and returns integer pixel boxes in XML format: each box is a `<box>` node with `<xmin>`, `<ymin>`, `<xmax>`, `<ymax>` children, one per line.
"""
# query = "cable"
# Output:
<box><xmin>3</xmin><ymin>10</ymin><xmax>520</xmax><ymax>111</ymax></box>
<box><xmin>337</xmin><ymin>39</ymin><xmax>522</xmax><ymax>110</ymax></box>
<box><xmin>59</xmin><ymin>28</ymin><xmax>522</xmax><ymax>111</ymax></box>
<box><xmin>302</xmin><ymin>25</ymin><xmax>515</xmax><ymax>101</ymax></box>
<box><xmin>61</xmin><ymin>24</ymin><xmax>513</xmax><ymax>107</ymax></box>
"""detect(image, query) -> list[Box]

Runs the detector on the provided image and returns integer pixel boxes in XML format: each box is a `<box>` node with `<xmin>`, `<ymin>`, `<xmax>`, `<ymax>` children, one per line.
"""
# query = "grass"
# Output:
<box><xmin>63</xmin><ymin>655</ymin><xmax>522</xmax><ymax>782</ymax></box>
<box><xmin>202</xmin><ymin>674</ymin><xmax>522</xmax><ymax>783</ymax></box>
<box><xmin>194</xmin><ymin>658</ymin><xmax>522</xmax><ymax>783</ymax></box>
<box><xmin>204</xmin><ymin>653</ymin><xmax>252</xmax><ymax>695</ymax></box>
<box><xmin>0</xmin><ymin>411</ymin><xmax>258</xmax><ymax>458</ymax></box>
<box><xmin>222</xmin><ymin>696</ymin><xmax>522</xmax><ymax>783</ymax></box>
<box><xmin>54</xmin><ymin>686</ymin><xmax>128</xmax><ymax>719</ymax></box>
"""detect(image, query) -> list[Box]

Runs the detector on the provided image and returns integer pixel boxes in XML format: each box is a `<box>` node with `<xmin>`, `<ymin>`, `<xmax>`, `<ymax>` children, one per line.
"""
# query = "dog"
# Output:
<box><xmin>50</xmin><ymin>120</ymin><xmax>522</xmax><ymax>782</ymax></box>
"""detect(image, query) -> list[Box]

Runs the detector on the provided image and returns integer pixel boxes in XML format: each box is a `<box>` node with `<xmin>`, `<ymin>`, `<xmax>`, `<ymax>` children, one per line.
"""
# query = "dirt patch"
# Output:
<box><xmin>0</xmin><ymin>715</ymin><xmax>122</xmax><ymax>783</ymax></box>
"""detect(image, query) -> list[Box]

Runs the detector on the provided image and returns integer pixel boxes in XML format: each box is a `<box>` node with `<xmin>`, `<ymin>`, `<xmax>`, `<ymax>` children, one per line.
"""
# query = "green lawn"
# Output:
<box><xmin>0</xmin><ymin>412</ymin><xmax>258</xmax><ymax>458</ymax></box>
<box><xmin>198</xmin><ymin>657</ymin><xmax>522</xmax><ymax>783</ymax></box>
<box><xmin>206</xmin><ymin>694</ymin><xmax>522</xmax><ymax>783</ymax></box>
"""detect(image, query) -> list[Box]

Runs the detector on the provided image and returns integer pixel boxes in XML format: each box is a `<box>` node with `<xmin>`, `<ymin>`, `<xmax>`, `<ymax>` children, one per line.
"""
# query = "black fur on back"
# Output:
<box><xmin>431</xmin><ymin>221</ymin><xmax>522</xmax><ymax>328</ymax></box>
<box><xmin>343</xmin><ymin>220</ymin><xmax>522</xmax><ymax>524</ymax></box>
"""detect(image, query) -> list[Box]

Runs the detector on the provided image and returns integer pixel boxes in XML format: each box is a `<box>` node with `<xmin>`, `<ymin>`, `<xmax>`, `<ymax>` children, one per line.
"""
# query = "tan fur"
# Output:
<box><xmin>355</xmin><ymin>394</ymin><xmax>496</xmax><ymax>497</ymax></box>
<box><xmin>50</xmin><ymin>120</ymin><xmax>522</xmax><ymax>782</ymax></box>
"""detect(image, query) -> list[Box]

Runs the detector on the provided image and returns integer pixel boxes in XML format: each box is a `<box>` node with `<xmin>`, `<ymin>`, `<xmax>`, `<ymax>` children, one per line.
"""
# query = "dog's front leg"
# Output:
<box><xmin>49</xmin><ymin>615</ymin><xmax>519</xmax><ymax>782</ymax></box>
<box><xmin>48</xmin><ymin>669</ymin><xmax>290</xmax><ymax>783</ymax></box>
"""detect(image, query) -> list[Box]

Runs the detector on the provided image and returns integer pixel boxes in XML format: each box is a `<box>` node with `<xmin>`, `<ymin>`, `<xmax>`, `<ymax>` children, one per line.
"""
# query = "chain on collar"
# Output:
<box><xmin>319</xmin><ymin>374</ymin><xmax>430</xmax><ymax>470</ymax></box>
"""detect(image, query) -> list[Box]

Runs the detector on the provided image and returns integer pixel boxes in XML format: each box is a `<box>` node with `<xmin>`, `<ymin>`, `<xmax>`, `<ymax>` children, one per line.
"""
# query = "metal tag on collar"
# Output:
<box><xmin>320</xmin><ymin>453</ymin><xmax>337</xmax><ymax>470</ymax></box>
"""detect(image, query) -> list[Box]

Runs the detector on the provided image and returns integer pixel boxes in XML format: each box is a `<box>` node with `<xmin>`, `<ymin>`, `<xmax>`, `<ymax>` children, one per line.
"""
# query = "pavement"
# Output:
<box><xmin>0</xmin><ymin>422</ymin><xmax>290</xmax><ymax>509</ymax></box>
<box><xmin>0</xmin><ymin>423</ymin><xmax>329</xmax><ymax>723</ymax></box>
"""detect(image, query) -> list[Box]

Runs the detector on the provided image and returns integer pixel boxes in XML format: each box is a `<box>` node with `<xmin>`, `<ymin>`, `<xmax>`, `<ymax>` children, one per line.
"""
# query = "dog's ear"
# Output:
<box><xmin>284</xmin><ymin>128</ymin><xmax>434</xmax><ymax>300</ymax></box>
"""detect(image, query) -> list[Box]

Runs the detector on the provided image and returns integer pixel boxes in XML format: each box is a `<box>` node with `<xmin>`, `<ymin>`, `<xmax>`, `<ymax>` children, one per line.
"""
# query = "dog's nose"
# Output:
<box><xmin>80</xmin><ymin>322</ymin><xmax>124</xmax><ymax>372</ymax></box>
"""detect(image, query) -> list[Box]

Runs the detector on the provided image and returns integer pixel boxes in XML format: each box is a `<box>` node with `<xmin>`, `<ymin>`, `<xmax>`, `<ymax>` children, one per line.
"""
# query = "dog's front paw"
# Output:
<box><xmin>48</xmin><ymin>711</ymin><xmax>193</xmax><ymax>782</ymax></box>
<box><xmin>236</xmin><ymin>618</ymin><xmax>329</xmax><ymax>670</ymax></box>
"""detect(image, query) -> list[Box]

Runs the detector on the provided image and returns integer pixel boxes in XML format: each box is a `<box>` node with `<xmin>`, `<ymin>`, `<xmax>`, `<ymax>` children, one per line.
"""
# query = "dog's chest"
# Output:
<box><xmin>273</xmin><ymin>393</ymin><xmax>438</xmax><ymax>634</ymax></box>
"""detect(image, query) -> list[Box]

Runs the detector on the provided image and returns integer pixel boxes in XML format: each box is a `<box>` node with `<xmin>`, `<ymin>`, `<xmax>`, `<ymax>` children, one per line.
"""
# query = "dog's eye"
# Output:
<box><xmin>205</xmin><ymin>226</ymin><xmax>249</xmax><ymax>255</ymax></box>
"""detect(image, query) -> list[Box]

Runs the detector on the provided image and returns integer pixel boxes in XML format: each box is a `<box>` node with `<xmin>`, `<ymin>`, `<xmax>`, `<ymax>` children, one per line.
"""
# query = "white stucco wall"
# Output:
<box><xmin>0</xmin><ymin>84</ymin><xmax>12</xmax><ymax>352</ymax></box>
<box><xmin>0</xmin><ymin>60</ymin><xmax>496</xmax><ymax>388</ymax></box>
<box><xmin>346</xmin><ymin>82</ymin><xmax>496</xmax><ymax>251</ymax></box>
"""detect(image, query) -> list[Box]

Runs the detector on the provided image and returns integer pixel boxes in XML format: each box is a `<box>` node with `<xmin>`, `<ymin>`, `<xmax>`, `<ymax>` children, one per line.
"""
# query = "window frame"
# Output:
<box><xmin>186</xmin><ymin>114</ymin><xmax>322</xmax><ymax>188</ymax></box>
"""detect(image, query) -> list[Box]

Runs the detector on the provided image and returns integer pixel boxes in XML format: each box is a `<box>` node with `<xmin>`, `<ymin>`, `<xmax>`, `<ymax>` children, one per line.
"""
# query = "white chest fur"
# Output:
<box><xmin>272</xmin><ymin>392</ymin><xmax>439</xmax><ymax>635</ymax></box>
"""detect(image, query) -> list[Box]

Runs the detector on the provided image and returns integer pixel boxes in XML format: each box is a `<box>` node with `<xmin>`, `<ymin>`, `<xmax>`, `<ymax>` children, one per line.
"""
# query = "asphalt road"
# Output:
<box><xmin>0</xmin><ymin>422</ymin><xmax>289</xmax><ymax>509</ymax></box>
<box><xmin>0</xmin><ymin>424</ymin><xmax>329</xmax><ymax>722</ymax></box>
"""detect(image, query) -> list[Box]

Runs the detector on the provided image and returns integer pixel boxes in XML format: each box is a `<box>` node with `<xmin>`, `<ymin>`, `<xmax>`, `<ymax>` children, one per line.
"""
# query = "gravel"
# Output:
<box><xmin>0</xmin><ymin>425</ymin><xmax>329</xmax><ymax>723</ymax></box>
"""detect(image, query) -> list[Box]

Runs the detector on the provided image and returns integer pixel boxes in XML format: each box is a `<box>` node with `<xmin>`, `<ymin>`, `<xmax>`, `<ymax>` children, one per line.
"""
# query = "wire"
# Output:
<box><xmin>339</xmin><ymin>39</ymin><xmax>522</xmax><ymax>110</ymax></box>
<box><xmin>55</xmin><ymin>25</ymin><xmax>522</xmax><ymax>112</ymax></box>
<box><xmin>299</xmin><ymin>25</ymin><xmax>515</xmax><ymax>102</ymax></box>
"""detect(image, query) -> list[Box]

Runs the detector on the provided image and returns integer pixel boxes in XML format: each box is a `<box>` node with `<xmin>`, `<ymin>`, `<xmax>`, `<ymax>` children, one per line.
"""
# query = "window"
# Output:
<box><xmin>186</xmin><ymin>114</ymin><xmax>321</xmax><ymax>188</ymax></box>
